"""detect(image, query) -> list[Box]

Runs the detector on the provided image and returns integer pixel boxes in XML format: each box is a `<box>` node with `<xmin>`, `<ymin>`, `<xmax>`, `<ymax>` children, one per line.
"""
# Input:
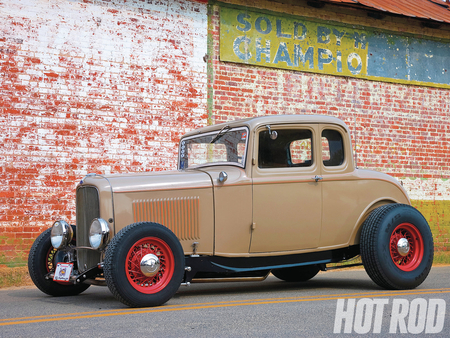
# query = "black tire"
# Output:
<box><xmin>272</xmin><ymin>264</ymin><xmax>320</xmax><ymax>282</ymax></box>
<box><xmin>360</xmin><ymin>203</ymin><xmax>433</xmax><ymax>289</ymax></box>
<box><xmin>104</xmin><ymin>222</ymin><xmax>184</xmax><ymax>307</ymax></box>
<box><xmin>28</xmin><ymin>228</ymin><xmax>90</xmax><ymax>296</ymax></box>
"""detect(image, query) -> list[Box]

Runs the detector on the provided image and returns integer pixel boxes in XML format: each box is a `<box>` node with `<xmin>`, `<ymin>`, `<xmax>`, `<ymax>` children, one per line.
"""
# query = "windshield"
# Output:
<box><xmin>179</xmin><ymin>127</ymin><xmax>249</xmax><ymax>169</ymax></box>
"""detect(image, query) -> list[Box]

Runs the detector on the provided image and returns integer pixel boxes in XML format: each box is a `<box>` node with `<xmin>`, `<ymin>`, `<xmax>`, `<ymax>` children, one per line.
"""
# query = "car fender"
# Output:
<box><xmin>348</xmin><ymin>198</ymin><xmax>404</xmax><ymax>246</ymax></box>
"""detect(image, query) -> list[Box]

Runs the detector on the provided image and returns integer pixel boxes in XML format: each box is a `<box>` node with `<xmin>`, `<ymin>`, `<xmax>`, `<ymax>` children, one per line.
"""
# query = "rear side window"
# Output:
<box><xmin>322</xmin><ymin>129</ymin><xmax>344</xmax><ymax>166</ymax></box>
<box><xmin>258</xmin><ymin>129</ymin><xmax>313</xmax><ymax>168</ymax></box>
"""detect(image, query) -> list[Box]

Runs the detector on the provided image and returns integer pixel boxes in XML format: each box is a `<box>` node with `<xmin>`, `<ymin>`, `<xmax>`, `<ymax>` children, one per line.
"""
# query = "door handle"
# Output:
<box><xmin>313</xmin><ymin>175</ymin><xmax>323</xmax><ymax>182</ymax></box>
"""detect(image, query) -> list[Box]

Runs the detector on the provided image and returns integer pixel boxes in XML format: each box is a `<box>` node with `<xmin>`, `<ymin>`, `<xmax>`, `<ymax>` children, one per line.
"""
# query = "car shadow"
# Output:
<box><xmin>174</xmin><ymin>271</ymin><xmax>381</xmax><ymax>299</ymax></box>
<box><xmin>12</xmin><ymin>270</ymin><xmax>384</xmax><ymax>310</ymax></box>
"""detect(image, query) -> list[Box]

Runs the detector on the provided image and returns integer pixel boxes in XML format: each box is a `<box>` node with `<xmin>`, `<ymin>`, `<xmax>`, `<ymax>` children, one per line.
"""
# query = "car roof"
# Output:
<box><xmin>182</xmin><ymin>114</ymin><xmax>349</xmax><ymax>138</ymax></box>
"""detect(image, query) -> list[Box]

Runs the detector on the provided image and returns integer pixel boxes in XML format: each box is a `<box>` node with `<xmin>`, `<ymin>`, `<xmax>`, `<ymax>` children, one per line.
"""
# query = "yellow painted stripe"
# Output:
<box><xmin>1</xmin><ymin>288</ymin><xmax>450</xmax><ymax>327</ymax></box>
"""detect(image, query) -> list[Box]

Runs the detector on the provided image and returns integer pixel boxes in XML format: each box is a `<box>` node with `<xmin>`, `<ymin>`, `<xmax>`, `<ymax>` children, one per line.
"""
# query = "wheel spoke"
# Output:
<box><xmin>389</xmin><ymin>223</ymin><xmax>424</xmax><ymax>271</ymax></box>
<box><xmin>125</xmin><ymin>236</ymin><xmax>175</xmax><ymax>294</ymax></box>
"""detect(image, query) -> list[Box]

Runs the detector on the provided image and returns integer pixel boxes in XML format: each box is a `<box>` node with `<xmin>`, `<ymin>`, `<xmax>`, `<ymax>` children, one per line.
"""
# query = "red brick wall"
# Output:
<box><xmin>211</xmin><ymin>64</ymin><xmax>450</xmax><ymax>180</ymax></box>
<box><xmin>0</xmin><ymin>0</ymin><xmax>208</xmax><ymax>264</ymax></box>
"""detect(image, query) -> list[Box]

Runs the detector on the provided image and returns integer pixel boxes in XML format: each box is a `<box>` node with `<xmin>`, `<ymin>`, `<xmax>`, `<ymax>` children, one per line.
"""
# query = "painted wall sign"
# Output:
<box><xmin>219</xmin><ymin>5</ymin><xmax>450</xmax><ymax>89</ymax></box>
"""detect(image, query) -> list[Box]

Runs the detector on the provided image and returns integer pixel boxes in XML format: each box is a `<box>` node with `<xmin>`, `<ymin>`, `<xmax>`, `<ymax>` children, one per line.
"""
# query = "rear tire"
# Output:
<box><xmin>272</xmin><ymin>265</ymin><xmax>320</xmax><ymax>282</ymax></box>
<box><xmin>360</xmin><ymin>204</ymin><xmax>433</xmax><ymax>289</ymax></box>
<box><xmin>28</xmin><ymin>228</ymin><xmax>90</xmax><ymax>296</ymax></box>
<box><xmin>104</xmin><ymin>222</ymin><xmax>184</xmax><ymax>307</ymax></box>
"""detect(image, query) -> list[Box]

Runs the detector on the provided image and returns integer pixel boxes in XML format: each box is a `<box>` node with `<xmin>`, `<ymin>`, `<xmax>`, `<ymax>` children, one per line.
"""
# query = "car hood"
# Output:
<box><xmin>80</xmin><ymin>169</ymin><xmax>213</xmax><ymax>193</ymax></box>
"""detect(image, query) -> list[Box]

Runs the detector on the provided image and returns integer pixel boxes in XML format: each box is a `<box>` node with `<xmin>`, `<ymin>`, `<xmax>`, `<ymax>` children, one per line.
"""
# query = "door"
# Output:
<box><xmin>318</xmin><ymin>124</ymin><xmax>360</xmax><ymax>248</ymax></box>
<box><xmin>189</xmin><ymin>127</ymin><xmax>253</xmax><ymax>256</ymax></box>
<box><xmin>250</xmin><ymin>124</ymin><xmax>322</xmax><ymax>253</ymax></box>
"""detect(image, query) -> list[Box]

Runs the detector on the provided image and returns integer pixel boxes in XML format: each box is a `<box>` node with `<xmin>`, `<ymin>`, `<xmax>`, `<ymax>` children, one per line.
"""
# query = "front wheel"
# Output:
<box><xmin>103</xmin><ymin>222</ymin><xmax>184</xmax><ymax>307</ymax></box>
<box><xmin>28</xmin><ymin>228</ymin><xmax>90</xmax><ymax>296</ymax></box>
<box><xmin>360</xmin><ymin>204</ymin><xmax>434</xmax><ymax>289</ymax></box>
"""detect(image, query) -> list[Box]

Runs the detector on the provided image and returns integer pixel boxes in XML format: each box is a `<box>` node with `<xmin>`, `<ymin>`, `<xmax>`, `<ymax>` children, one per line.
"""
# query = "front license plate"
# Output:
<box><xmin>54</xmin><ymin>263</ymin><xmax>73</xmax><ymax>282</ymax></box>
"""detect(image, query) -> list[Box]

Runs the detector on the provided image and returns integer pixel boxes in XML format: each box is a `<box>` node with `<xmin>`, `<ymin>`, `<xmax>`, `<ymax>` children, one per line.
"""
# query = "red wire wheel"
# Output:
<box><xmin>125</xmin><ymin>237</ymin><xmax>175</xmax><ymax>294</ymax></box>
<box><xmin>46</xmin><ymin>247</ymin><xmax>57</xmax><ymax>273</ymax></box>
<box><xmin>360</xmin><ymin>204</ymin><xmax>433</xmax><ymax>290</ymax></box>
<box><xmin>104</xmin><ymin>222</ymin><xmax>184</xmax><ymax>307</ymax></box>
<box><xmin>46</xmin><ymin>246</ymin><xmax>72</xmax><ymax>285</ymax></box>
<box><xmin>389</xmin><ymin>223</ymin><xmax>424</xmax><ymax>272</ymax></box>
<box><xmin>28</xmin><ymin>228</ymin><xmax>90</xmax><ymax>296</ymax></box>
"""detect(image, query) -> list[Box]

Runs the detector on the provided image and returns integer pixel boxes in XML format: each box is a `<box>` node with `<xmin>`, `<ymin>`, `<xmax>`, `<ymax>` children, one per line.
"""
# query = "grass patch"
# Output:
<box><xmin>433</xmin><ymin>251</ymin><xmax>450</xmax><ymax>265</ymax></box>
<box><xmin>0</xmin><ymin>253</ymin><xmax>28</xmax><ymax>268</ymax></box>
<box><xmin>0</xmin><ymin>266</ymin><xmax>33</xmax><ymax>288</ymax></box>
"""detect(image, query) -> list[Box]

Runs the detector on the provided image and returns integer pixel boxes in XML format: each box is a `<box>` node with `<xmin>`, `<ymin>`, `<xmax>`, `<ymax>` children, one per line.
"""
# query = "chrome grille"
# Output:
<box><xmin>76</xmin><ymin>186</ymin><xmax>101</xmax><ymax>273</ymax></box>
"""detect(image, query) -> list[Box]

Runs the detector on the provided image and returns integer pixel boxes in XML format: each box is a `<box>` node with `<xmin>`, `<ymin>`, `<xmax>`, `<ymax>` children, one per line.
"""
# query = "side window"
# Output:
<box><xmin>258</xmin><ymin>129</ymin><xmax>313</xmax><ymax>168</ymax></box>
<box><xmin>322</xmin><ymin>129</ymin><xmax>344</xmax><ymax>166</ymax></box>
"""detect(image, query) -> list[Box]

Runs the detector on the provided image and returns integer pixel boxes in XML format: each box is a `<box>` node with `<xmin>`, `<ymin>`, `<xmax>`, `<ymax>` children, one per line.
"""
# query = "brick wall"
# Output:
<box><xmin>210</xmin><ymin>1</ymin><xmax>450</xmax><ymax>251</ymax></box>
<box><xmin>1</xmin><ymin>0</ymin><xmax>449</xmax><ymax>264</ymax></box>
<box><xmin>0</xmin><ymin>0</ymin><xmax>208</xmax><ymax>264</ymax></box>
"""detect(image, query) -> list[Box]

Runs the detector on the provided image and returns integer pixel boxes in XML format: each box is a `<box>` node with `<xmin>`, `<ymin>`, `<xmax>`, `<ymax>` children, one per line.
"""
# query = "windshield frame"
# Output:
<box><xmin>178</xmin><ymin>126</ymin><xmax>249</xmax><ymax>170</ymax></box>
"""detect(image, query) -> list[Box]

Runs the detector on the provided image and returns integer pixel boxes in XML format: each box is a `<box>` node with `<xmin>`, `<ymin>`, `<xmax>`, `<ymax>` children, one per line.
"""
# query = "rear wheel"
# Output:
<box><xmin>104</xmin><ymin>222</ymin><xmax>184</xmax><ymax>307</ymax></box>
<box><xmin>360</xmin><ymin>204</ymin><xmax>433</xmax><ymax>289</ymax></box>
<box><xmin>28</xmin><ymin>228</ymin><xmax>90</xmax><ymax>296</ymax></box>
<box><xmin>272</xmin><ymin>265</ymin><xmax>320</xmax><ymax>282</ymax></box>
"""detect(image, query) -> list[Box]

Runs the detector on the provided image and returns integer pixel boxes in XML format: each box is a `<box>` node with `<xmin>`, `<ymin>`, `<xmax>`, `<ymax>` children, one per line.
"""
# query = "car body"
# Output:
<box><xmin>28</xmin><ymin>115</ymin><xmax>434</xmax><ymax>307</ymax></box>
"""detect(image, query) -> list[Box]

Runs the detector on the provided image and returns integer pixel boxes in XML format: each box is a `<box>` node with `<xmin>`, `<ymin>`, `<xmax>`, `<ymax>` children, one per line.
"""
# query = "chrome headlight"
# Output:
<box><xmin>51</xmin><ymin>220</ymin><xmax>73</xmax><ymax>249</ymax></box>
<box><xmin>89</xmin><ymin>218</ymin><xmax>110</xmax><ymax>250</ymax></box>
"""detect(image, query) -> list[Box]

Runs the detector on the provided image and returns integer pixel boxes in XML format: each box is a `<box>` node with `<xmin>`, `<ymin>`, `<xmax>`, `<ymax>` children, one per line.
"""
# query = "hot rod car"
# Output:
<box><xmin>28</xmin><ymin>115</ymin><xmax>434</xmax><ymax>307</ymax></box>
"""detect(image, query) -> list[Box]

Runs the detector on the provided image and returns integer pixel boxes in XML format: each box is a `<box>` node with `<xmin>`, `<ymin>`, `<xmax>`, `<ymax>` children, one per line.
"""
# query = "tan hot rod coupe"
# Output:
<box><xmin>28</xmin><ymin>115</ymin><xmax>434</xmax><ymax>307</ymax></box>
